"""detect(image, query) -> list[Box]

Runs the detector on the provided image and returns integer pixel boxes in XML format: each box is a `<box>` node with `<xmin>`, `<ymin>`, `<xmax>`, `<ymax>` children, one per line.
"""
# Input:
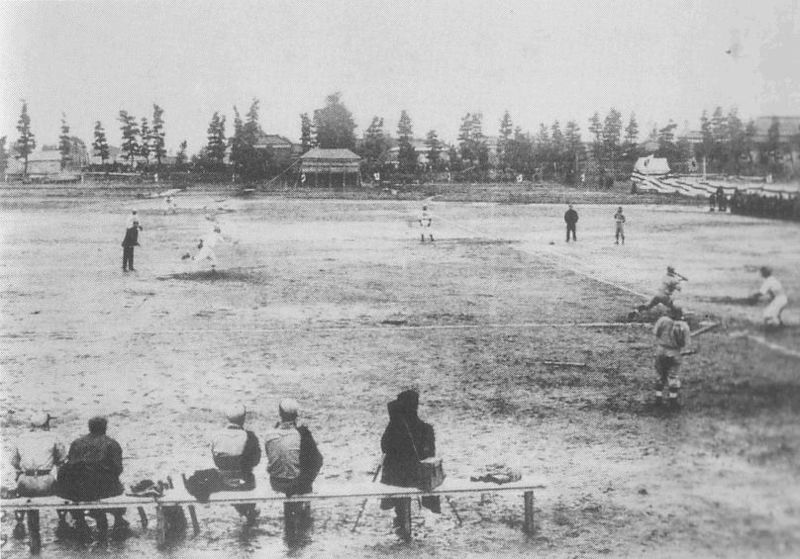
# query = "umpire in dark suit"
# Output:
<box><xmin>564</xmin><ymin>204</ymin><xmax>579</xmax><ymax>242</ymax></box>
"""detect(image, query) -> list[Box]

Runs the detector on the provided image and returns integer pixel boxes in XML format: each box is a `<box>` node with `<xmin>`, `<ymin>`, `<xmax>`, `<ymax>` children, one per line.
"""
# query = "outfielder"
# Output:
<box><xmin>751</xmin><ymin>266</ymin><xmax>788</xmax><ymax>328</ymax></box>
<box><xmin>614</xmin><ymin>206</ymin><xmax>626</xmax><ymax>245</ymax></box>
<box><xmin>653</xmin><ymin>306</ymin><xmax>691</xmax><ymax>407</ymax></box>
<box><xmin>637</xmin><ymin>266</ymin><xmax>686</xmax><ymax>313</ymax></box>
<box><xmin>419</xmin><ymin>205</ymin><xmax>434</xmax><ymax>243</ymax></box>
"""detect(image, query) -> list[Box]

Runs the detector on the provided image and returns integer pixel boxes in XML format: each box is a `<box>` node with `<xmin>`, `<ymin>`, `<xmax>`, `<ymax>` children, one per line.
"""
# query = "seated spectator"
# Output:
<box><xmin>264</xmin><ymin>399</ymin><xmax>323</xmax><ymax>497</ymax></box>
<box><xmin>210</xmin><ymin>404</ymin><xmax>261</xmax><ymax>525</ymax></box>
<box><xmin>380</xmin><ymin>390</ymin><xmax>441</xmax><ymax>525</ymax></box>
<box><xmin>264</xmin><ymin>398</ymin><xmax>323</xmax><ymax>534</ymax></box>
<box><xmin>57</xmin><ymin>416</ymin><xmax>128</xmax><ymax>538</ymax></box>
<box><xmin>9</xmin><ymin>412</ymin><xmax>68</xmax><ymax>539</ymax></box>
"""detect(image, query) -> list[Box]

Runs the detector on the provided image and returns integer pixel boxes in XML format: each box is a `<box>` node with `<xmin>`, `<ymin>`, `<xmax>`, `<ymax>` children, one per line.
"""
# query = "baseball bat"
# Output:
<box><xmin>352</xmin><ymin>455</ymin><xmax>384</xmax><ymax>532</ymax></box>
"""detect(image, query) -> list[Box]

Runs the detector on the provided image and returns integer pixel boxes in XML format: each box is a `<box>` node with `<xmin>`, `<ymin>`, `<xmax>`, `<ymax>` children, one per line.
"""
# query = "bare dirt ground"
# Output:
<box><xmin>1</xmin><ymin>192</ymin><xmax>799</xmax><ymax>558</ymax></box>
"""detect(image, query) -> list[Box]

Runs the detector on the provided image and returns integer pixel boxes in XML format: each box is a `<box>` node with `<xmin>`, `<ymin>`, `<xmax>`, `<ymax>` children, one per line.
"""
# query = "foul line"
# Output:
<box><xmin>729</xmin><ymin>331</ymin><xmax>800</xmax><ymax>359</ymax></box>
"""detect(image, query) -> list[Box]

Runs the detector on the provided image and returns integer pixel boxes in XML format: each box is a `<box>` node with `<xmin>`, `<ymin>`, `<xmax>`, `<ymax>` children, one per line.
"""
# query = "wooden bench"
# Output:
<box><xmin>2</xmin><ymin>476</ymin><xmax>546</xmax><ymax>552</ymax></box>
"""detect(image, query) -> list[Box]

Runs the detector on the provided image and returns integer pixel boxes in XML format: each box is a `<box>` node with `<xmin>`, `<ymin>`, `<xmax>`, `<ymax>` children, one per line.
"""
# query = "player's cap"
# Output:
<box><xmin>28</xmin><ymin>411</ymin><xmax>50</xmax><ymax>428</ymax></box>
<box><xmin>669</xmin><ymin>306</ymin><xmax>683</xmax><ymax>319</ymax></box>
<box><xmin>760</xmin><ymin>266</ymin><xmax>772</xmax><ymax>277</ymax></box>
<box><xmin>131</xmin><ymin>209</ymin><xmax>137</xmax><ymax>214</ymax></box>
<box><xmin>667</xmin><ymin>266</ymin><xmax>675</xmax><ymax>273</ymax></box>
<box><xmin>225</xmin><ymin>404</ymin><xmax>246</xmax><ymax>425</ymax></box>
<box><xmin>278</xmin><ymin>398</ymin><xmax>299</xmax><ymax>418</ymax></box>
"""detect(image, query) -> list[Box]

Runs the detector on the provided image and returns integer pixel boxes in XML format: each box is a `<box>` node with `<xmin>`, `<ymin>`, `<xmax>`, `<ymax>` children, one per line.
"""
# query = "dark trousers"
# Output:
<box><xmin>566</xmin><ymin>224</ymin><xmax>577</xmax><ymax>241</ymax></box>
<box><xmin>122</xmin><ymin>246</ymin><xmax>135</xmax><ymax>270</ymax></box>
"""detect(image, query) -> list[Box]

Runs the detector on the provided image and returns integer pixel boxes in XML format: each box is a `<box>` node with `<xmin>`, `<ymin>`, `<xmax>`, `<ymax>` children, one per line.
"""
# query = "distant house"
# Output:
<box><xmin>751</xmin><ymin>116</ymin><xmax>800</xmax><ymax>174</ymax></box>
<box><xmin>387</xmin><ymin>139</ymin><xmax>452</xmax><ymax>168</ymax></box>
<box><xmin>6</xmin><ymin>150</ymin><xmax>63</xmax><ymax>178</ymax></box>
<box><xmin>254</xmin><ymin>133</ymin><xmax>302</xmax><ymax>158</ymax></box>
<box><xmin>299</xmin><ymin>148</ymin><xmax>361</xmax><ymax>188</ymax></box>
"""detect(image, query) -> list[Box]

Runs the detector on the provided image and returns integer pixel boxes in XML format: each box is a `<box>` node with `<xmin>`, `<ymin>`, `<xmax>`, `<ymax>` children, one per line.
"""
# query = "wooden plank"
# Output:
<box><xmin>188</xmin><ymin>505</ymin><xmax>200</xmax><ymax>536</ymax></box>
<box><xmin>137</xmin><ymin>507</ymin><xmax>148</xmax><ymax>530</ymax></box>
<box><xmin>155</xmin><ymin>506</ymin><xmax>166</xmax><ymax>548</ymax></box>
<box><xmin>523</xmin><ymin>490</ymin><xmax>535</xmax><ymax>535</ymax></box>
<box><xmin>397</xmin><ymin>498</ymin><xmax>412</xmax><ymax>541</ymax></box>
<box><xmin>26</xmin><ymin>510</ymin><xmax>40</xmax><ymax>554</ymax></box>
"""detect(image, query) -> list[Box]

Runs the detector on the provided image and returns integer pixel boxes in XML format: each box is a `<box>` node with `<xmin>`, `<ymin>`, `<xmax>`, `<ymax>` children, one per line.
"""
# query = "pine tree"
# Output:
<box><xmin>300</xmin><ymin>113</ymin><xmax>314</xmax><ymax>153</ymax></box>
<box><xmin>425</xmin><ymin>129</ymin><xmax>442</xmax><ymax>170</ymax></box>
<box><xmin>499</xmin><ymin>110</ymin><xmax>513</xmax><ymax>168</ymax></box>
<box><xmin>362</xmin><ymin>116</ymin><xmax>388</xmax><ymax>172</ymax></box>
<box><xmin>59</xmin><ymin>113</ymin><xmax>72</xmax><ymax>170</ymax></box>
<box><xmin>0</xmin><ymin>136</ymin><xmax>8</xmax><ymax>177</ymax></box>
<box><xmin>397</xmin><ymin>110</ymin><xmax>416</xmax><ymax>173</ymax></box>
<box><xmin>313</xmin><ymin>92</ymin><xmax>357</xmax><ymax>150</ymax></box>
<box><xmin>175</xmin><ymin>140</ymin><xmax>188</xmax><ymax>170</ymax></box>
<box><xmin>14</xmin><ymin>100</ymin><xmax>36</xmax><ymax>177</ymax></box>
<box><xmin>118</xmin><ymin>110</ymin><xmax>140</xmax><ymax>168</ymax></box>
<box><xmin>151</xmin><ymin>104</ymin><xmax>166</xmax><ymax>168</ymax></box>
<box><xmin>458</xmin><ymin>113</ymin><xmax>474</xmax><ymax>163</ymax></box>
<box><xmin>206</xmin><ymin>111</ymin><xmax>227</xmax><ymax>168</ymax></box>
<box><xmin>602</xmin><ymin>108</ymin><xmax>623</xmax><ymax>172</ymax></box>
<box><xmin>92</xmin><ymin>121</ymin><xmax>110</xmax><ymax>168</ymax></box>
<box><xmin>139</xmin><ymin>117</ymin><xmax>151</xmax><ymax>166</ymax></box>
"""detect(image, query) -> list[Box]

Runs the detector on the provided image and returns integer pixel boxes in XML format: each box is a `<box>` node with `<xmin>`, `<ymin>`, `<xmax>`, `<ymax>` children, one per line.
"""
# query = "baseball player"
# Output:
<box><xmin>637</xmin><ymin>266</ymin><xmax>686</xmax><ymax>313</ymax></box>
<box><xmin>613</xmin><ymin>207</ymin><xmax>626</xmax><ymax>244</ymax></box>
<box><xmin>750</xmin><ymin>266</ymin><xmax>788</xmax><ymax>328</ymax></box>
<box><xmin>184</xmin><ymin>224</ymin><xmax>225</xmax><ymax>272</ymax></box>
<box><xmin>419</xmin><ymin>205</ymin><xmax>434</xmax><ymax>243</ymax></box>
<box><xmin>653</xmin><ymin>306</ymin><xmax>691</xmax><ymax>407</ymax></box>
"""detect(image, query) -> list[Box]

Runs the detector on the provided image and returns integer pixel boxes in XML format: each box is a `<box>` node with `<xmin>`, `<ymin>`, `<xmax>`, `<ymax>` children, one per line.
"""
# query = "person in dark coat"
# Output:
<box><xmin>380</xmin><ymin>390</ymin><xmax>440</xmax><ymax>519</ymax></box>
<box><xmin>564</xmin><ymin>204</ymin><xmax>579</xmax><ymax>242</ymax></box>
<box><xmin>57</xmin><ymin>416</ymin><xmax>128</xmax><ymax>537</ymax></box>
<box><xmin>122</xmin><ymin>210</ymin><xmax>142</xmax><ymax>272</ymax></box>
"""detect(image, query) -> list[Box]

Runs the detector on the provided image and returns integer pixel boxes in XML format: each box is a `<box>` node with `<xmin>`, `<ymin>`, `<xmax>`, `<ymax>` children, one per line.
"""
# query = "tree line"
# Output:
<box><xmin>3</xmin><ymin>95</ymin><xmax>798</xmax><ymax>182</ymax></box>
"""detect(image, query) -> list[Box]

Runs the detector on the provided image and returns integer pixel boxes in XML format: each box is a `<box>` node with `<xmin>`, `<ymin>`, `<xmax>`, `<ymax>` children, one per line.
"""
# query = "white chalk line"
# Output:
<box><xmin>728</xmin><ymin>330</ymin><xmax>800</xmax><ymax>359</ymax></box>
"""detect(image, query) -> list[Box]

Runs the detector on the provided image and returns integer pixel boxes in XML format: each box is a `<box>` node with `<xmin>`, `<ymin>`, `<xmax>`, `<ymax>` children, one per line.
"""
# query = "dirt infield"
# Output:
<box><xmin>1</xmin><ymin>193</ymin><xmax>799</xmax><ymax>558</ymax></box>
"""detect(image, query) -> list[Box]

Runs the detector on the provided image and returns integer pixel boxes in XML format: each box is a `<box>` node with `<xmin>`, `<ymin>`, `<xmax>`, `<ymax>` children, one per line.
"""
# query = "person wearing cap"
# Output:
<box><xmin>564</xmin><ymin>204</ymin><xmax>578</xmax><ymax>242</ymax></box>
<box><xmin>264</xmin><ymin>399</ymin><xmax>323</xmax><ymax>496</ymax></box>
<box><xmin>264</xmin><ymin>399</ymin><xmax>323</xmax><ymax>534</ymax></box>
<box><xmin>9</xmin><ymin>413</ymin><xmax>68</xmax><ymax>540</ymax></box>
<box><xmin>750</xmin><ymin>267</ymin><xmax>789</xmax><ymax>328</ymax></box>
<box><xmin>380</xmin><ymin>390</ymin><xmax>440</xmax><ymax>528</ymax></box>
<box><xmin>653</xmin><ymin>306</ymin><xmax>691</xmax><ymax>408</ymax></box>
<box><xmin>210</xmin><ymin>404</ymin><xmax>261</xmax><ymax>525</ymax></box>
<box><xmin>637</xmin><ymin>266</ymin><xmax>685</xmax><ymax>313</ymax></box>
<box><xmin>58</xmin><ymin>416</ymin><xmax>128</xmax><ymax>538</ymax></box>
<box><xmin>613</xmin><ymin>206</ymin><xmax>626</xmax><ymax>245</ymax></box>
<box><xmin>122</xmin><ymin>210</ymin><xmax>143</xmax><ymax>272</ymax></box>
<box><xmin>418</xmin><ymin>205</ymin><xmax>434</xmax><ymax>243</ymax></box>
<box><xmin>189</xmin><ymin>224</ymin><xmax>225</xmax><ymax>272</ymax></box>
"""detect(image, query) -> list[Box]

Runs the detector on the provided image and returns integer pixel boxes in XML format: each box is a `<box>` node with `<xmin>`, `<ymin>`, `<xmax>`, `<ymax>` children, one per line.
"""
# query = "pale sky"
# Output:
<box><xmin>1</xmin><ymin>0</ymin><xmax>798</xmax><ymax>154</ymax></box>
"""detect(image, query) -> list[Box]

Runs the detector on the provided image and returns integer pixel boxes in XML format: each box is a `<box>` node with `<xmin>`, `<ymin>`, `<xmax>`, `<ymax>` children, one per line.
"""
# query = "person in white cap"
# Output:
<box><xmin>9</xmin><ymin>412</ymin><xmax>68</xmax><ymax>539</ymax></box>
<box><xmin>264</xmin><ymin>398</ymin><xmax>323</xmax><ymax>535</ymax></box>
<box><xmin>637</xmin><ymin>266</ymin><xmax>686</xmax><ymax>313</ymax></box>
<box><xmin>750</xmin><ymin>266</ymin><xmax>789</xmax><ymax>328</ymax></box>
<box><xmin>210</xmin><ymin>404</ymin><xmax>261</xmax><ymax>525</ymax></box>
<box><xmin>418</xmin><ymin>206</ymin><xmax>434</xmax><ymax>243</ymax></box>
<box><xmin>184</xmin><ymin>224</ymin><xmax>226</xmax><ymax>272</ymax></box>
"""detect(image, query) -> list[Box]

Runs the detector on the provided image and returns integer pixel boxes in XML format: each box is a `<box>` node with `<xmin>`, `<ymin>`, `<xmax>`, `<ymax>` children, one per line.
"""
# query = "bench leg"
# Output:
<box><xmin>137</xmin><ymin>507</ymin><xmax>148</xmax><ymax>530</ymax></box>
<box><xmin>188</xmin><ymin>505</ymin><xmax>200</xmax><ymax>536</ymax></box>
<box><xmin>156</xmin><ymin>506</ymin><xmax>166</xmax><ymax>548</ymax></box>
<box><xmin>397</xmin><ymin>498</ymin><xmax>412</xmax><ymax>541</ymax></box>
<box><xmin>445</xmin><ymin>496</ymin><xmax>463</xmax><ymax>526</ymax></box>
<box><xmin>26</xmin><ymin>510</ymin><xmax>41</xmax><ymax>554</ymax></box>
<box><xmin>523</xmin><ymin>490</ymin><xmax>535</xmax><ymax>535</ymax></box>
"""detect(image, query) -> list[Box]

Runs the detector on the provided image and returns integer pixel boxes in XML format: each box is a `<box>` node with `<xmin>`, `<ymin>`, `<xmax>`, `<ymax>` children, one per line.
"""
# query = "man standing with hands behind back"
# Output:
<box><xmin>564</xmin><ymin>204</ymin><xmax>578</xmax><ymax>242</ymax></box>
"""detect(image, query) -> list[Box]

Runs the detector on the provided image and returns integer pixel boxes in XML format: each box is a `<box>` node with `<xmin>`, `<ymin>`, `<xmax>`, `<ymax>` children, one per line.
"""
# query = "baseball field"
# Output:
<box><xmin>1</xmin><ymin>188</ymin><xmax>799</xmax><ymax>558</ymax></box>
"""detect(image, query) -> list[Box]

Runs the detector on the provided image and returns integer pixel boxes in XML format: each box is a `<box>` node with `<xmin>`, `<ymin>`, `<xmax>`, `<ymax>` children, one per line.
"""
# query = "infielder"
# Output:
<box><xmin>614</xmin><ymin>206</ymin><xmax>626</xmax><ymax>245</ymax></box>
<box><xmin>751</xmin><ymin>266</ymin><xmax>788</xmax><ymax>328</ymax></box>
<box><xmin>419</xmin><ymin>205</ymin><xmax>434</xmax><ymax>242</ymax></box>
<box><xmin>637</xmin><ymin>266</ymin><xmax>686</xmax><ymax>313</ymax></box>
<box><xmin>653</xmin><ymin>306</ymin><xmax>690</xmax><ymax>407</ymax></box>
<box><xmin>184</xmin><ymin>225</ymin><xmax>225</xmax><ymax>272</ymax></box>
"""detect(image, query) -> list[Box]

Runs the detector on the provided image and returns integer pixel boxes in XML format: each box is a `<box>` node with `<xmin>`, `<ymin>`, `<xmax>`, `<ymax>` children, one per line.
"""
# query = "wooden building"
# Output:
<box><xmin>299</xmin><ymin>148</ymin><xmax>361</xmax><ymax>188</ymax></box>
